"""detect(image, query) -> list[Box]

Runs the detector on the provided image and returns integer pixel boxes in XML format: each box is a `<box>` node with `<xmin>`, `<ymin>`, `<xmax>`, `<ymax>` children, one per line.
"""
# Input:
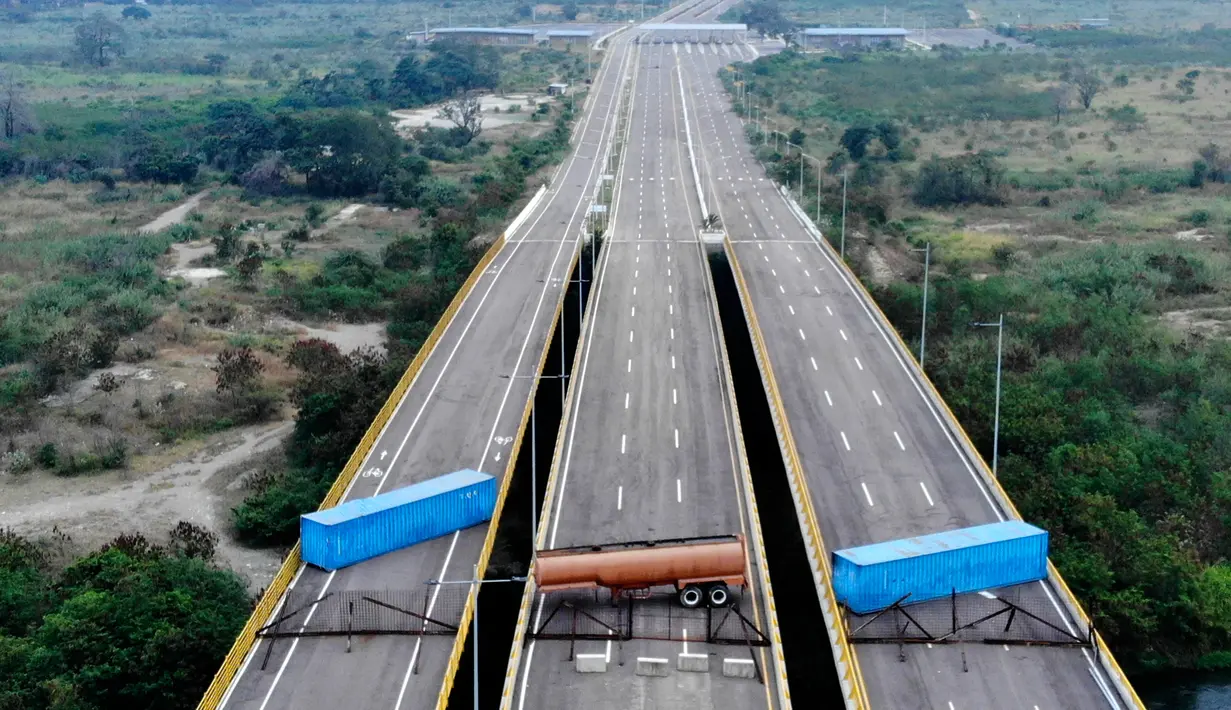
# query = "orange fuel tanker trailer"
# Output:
<box><xmin>533</xmin><ymin>534</ymin><xmax>748</xmax><ymax>608</ymax></box>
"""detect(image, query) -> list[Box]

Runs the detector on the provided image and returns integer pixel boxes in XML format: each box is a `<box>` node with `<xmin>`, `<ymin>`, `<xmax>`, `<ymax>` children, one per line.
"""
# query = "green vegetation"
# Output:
<box><xmin>0</xmin><ymin>525</ymin><xmax>249</xmax><ymax>709</ymax></box>
<box><xmin>874</xmin><ymin>245</ymin><xmax>1231</xmax><ymax>670</ymax></box>
<box><xmin>734</xmin><ymin>31</ymin><xmax>1231</xmax><ymax>674</ymax></box>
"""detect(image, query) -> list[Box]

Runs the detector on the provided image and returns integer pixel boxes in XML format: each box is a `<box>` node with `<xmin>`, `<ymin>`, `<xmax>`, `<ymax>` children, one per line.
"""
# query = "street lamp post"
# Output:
<box><xmin>910</xmin><ymin>242</ymin><xmax>931</xmax><ymax>370</ymax></box>
<box><xmin>500</xmin><ymin>372</ymin><xmax>569</xmax><ymax>559</ymax></box>
<box><xmin>426</xmin><ymin>567</ymin><xmax>527</xmax><ymax>710</ymax></box>
<box><xmin>969</xmin><ymin>315</ymin><xmax>1005</xmax><ymax>477</ymax></box>
<box><xmin>840</xmin><ymin>170</ymin><xmax>848</xmax><ymax>260</ymax></box>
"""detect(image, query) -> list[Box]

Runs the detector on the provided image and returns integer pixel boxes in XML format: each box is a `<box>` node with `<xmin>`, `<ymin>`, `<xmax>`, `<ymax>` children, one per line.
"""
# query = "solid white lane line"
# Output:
<box><xmin>855</xmin><ymin>357</ymin><xmax>863</xmax><ymax>370</ymax></box>
<box><xmin>825</xmin><ymin>391</ymin><xmax>833</xmax><ymax>406</ymax></box>
<box><xmin>841</xmin><ymin>431</ymin><xmax>851</xmax><ymax>451</ymax></box>
<box><xmin>621</xmin><ymin>434</ymin><xmax>626</xmax><ymax>454</ymax></box>
<box><xmin>872</xmin><ymin>390</ymin><xmax>882</xmax><ymax>406</ymax></box>
<box><xmin>618</xmin><ymin>485</ymin><xmax>624</xmax><ymax>510</ymax></box>
<box><xmin>861</xmin><ymin>482</ymin><xmax>874</xmax><ymax>507</ymax></box>
<box><xmin>894</xmin><ymin>432</ymin><xmax>906</xmax><ymax>450</ymax></box>
<box><xmin>920</xmin><ymin>481</ymin><xmax>935</xmax><ymax>507</ymax></box>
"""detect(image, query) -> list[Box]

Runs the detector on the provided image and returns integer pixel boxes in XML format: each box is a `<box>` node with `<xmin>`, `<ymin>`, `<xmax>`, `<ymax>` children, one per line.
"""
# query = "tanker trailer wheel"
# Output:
<box><xmin>706</xmin><ymin>583</ymin><xmax>731</xmax><ymax>608</ymax></box>
<box><xmin>679</xmin><ymin>585</ymin><xmax>704</xmax><ymax>609</ymax></box>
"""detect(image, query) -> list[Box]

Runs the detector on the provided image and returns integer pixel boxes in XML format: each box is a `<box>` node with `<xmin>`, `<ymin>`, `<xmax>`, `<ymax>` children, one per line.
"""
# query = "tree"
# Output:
<box><xmin>0</xmin><ymin>71</ymin><xmax>37</xmax><ymax>140</ymax></box>
<box><xmin>212</xmin><ymin>347</ymin><xmax>264</xmax><ymax>399</ymax></box>
<box><xmin>839</xmin><ymin>125</ymin><xmax>875</xmax><ymax>161</ymax></box>
<box><xmin>1069</xmin><ymin>66</ymin><xmax>1103</xmax><ymax>110</ymax></box>
<box><xmin>205</xmin><ymin>53</ymin><xmax>229</xmax><ymax>76</ymax></box>
<box><xmin>562</xmin><ymin>2</ymin><xmax>578</xmax><ymax>20</ymax></box>
<box><xmin>438</xmin><ymin>92</ymin><xmax>484</xmax><ymax>145</ymax></box>
<box><xmin>1049</xmin><ymin>84</ymin><xmax>1072</xmax><ymax>124</ymax></box>
<box><xmin>211</xmin><ymin>223</ymin><xmax>241</xmax><ymax>261</ymax></box>
<box><xmin>236</xmin><ymin>243</ymin><xmax>264</xmax><ymax>287</ymax></box>
<box><xmin>788</xmin><ymin>127</ymin><xmax>806</xmax><ymax>146</ymax></box>
<box><xmin>74</xmin><ymin>13</ymin><xmax>125</xmax><ymax>68</ymax></box>
<box><xmin>1197</xmin><ymin>143</ymin><xmax>1231</xmax><ymax>183</ymax></box>
<box><xmin>287</xmin><ymin>111</ymin><xmax>401</xmax><ymax>197</ymax></box>
<box><xmin>913</xmin><ymin>152</ymin><xmax>1007</xmax><ymax>208</ymax></box>
<box><xmin>240</xmin><ymin>153</ymin><xmax>290</xmax><ymax>196</ymax></box>
<box><xmin>202</xmin><ymin>100</ymin><xmax>276</xmax><ymax>173</ymax></box>
<box><xmin>120</xmin><ymin>5</ymin><xmax>150</xmax><ymax>20</ymax></box>
<box><xmin>740</xmin><ymin>0</ymin><xmax>794</xmax><ymax>38</ymax></box>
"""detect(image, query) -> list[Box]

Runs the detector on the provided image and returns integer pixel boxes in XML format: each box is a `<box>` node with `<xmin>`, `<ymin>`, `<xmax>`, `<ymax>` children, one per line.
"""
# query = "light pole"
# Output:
<box><xmin>910</xmin><ymin>242</ymin><xmax>930</xmax><ymax>370</ymax></box>
<box><xmin>427</xmin><ymin>567</ymin><xmax>527</xmax><ymax>710</ymax></box>
<box><xmin>840</xmin><ymin>170</ymin><xmax>848</xmax><ymax>260</ymax></box>
<box><xmin>813</xmin><ymin>155</ymin><xmax>821</xmax><ymax>224</ymax></box>
<box><xmin>969</xmin><ymin>315</ymin><xmax>1005</xmax><ymax>477</ymax></box>
<box><xmin>502</xmin><ymin>373</ymin><xmax>568</xmax><ymax>559</ymax></box>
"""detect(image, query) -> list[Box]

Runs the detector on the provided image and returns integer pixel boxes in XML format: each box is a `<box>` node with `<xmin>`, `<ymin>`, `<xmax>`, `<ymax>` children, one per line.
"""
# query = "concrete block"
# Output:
<box><xmin>677</xmin><ymin>653</ymin><xmax>710</xmax><ymax>673</ymax></box>
<box><xmin>575</xmin><ymin>653</ymin><xmax>607</xmax><ymax>673</ymax></box>
<box><xmin>722</xmin><ymin>657</ymin><xmax>757</xmax><ymax>679</ymax></box>
<box><xmin>635</xmin><ymin>657</ymin><xmax>670</xmax><ymax>677</ymax></box>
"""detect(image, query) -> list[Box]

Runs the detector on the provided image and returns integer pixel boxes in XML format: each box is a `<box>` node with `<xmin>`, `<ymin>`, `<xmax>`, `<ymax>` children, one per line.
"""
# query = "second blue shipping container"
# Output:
<box><xmin>301</xmin><ymin>469</ymin><xmax>497</xmax><ymax>571</ymax></box>
<box><xmin>832</xmin><ymin>521</ymin><xmax>1049</xmax><ymax>614</ymax></box>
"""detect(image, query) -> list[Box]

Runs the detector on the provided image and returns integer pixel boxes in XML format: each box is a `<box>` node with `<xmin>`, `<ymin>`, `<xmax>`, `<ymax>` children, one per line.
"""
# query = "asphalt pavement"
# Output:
<box><xmin>510</xmin><ymin>41</ymin><xmax>781</xmax><ymax>710</ymax></box>
<box><xmin>217</xmin><ymin>31</ymin><xmax>634</xmax><ymax>710</ymax></box>
<box><xmin>679</xmin><ymin>42</ymin><xmax>1126</xmax><ymax>710</ymax></box>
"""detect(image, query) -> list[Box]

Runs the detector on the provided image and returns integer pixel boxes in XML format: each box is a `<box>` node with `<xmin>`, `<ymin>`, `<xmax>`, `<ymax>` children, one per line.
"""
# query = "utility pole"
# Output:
<box><xmin>426</xmin><ymin>568</ymin><xmax>527</xmax><ymax>710</ymax></box>
<box><xmin>970</xmin><ymin>315</ymin><xmax>1005</xmax><ymax>477</ymax></box>
<box><xmin>911</xmin><ymin>242</ymin><xmax>931</xmax><ymax>370</ymax></box>
<box><xmin>840</xmin><ymin>170</ymin><xmax>847</xmax><ymax>259</ymax></box>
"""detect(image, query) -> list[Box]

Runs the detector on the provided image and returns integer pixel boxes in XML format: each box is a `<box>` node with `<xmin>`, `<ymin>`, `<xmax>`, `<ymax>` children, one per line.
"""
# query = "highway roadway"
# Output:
<box><xmin>510</xmin><ymin>40</ymin><xmax>783</xmax><ymax>710</ymax></box>
<box><xmin>215</xmin><ymin>30</ymin><xmax>636</xmax><ymax>710</ymax></box>
<box><xmin>679</xmin><ymin>42</ymin><xmax>1130</xmax><ymax>710</ymax></box>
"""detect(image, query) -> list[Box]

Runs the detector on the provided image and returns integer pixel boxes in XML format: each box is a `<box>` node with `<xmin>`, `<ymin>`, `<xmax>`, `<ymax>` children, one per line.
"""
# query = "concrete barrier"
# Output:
<box><xmin>636</xmin><ymin>657</ymin><xmax>670</xmax><ymax>677</ymax></box>
<box><xmin>576</xmin><ymin>654</ymin><xmax>608</xmax><ymax>673</ymax></box>
<box><xmin>722</xmin><ymin>658</ymin><xmax>757</xmax><ymax>679</ymax></box>
<box><xmin>677</xmin><ymin>653</ymin><xmax>710</xmax><ymax>673</ymax></box>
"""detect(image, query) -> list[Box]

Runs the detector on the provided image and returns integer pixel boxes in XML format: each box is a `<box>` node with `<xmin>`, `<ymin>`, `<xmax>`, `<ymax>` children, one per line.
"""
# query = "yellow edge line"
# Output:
<box><xmin>196</xmin><ymin>234</ymin><xmax>507</xmax><ymax>710</ymax></box>
<box><xmin>723</xmin><ymin>236</ymin><xmax>871</xmax><ymax>710</ymax></box>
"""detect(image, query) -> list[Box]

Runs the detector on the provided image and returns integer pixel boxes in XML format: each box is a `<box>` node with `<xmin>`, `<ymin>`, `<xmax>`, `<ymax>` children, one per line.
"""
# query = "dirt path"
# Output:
<box><xmin>0</xmin><ymin>422</ymin><xmax>291</xmax><ymax>590</ymax></box>
<box><xmin>138</xmin><ymin>191</ymin><xmax>209</xmax><ymax>234</ymax></box>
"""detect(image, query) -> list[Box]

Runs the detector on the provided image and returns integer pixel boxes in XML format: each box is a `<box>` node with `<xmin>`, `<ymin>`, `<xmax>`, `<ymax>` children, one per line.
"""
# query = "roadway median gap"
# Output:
<box><xmin>707</xmin><ymin>250</ymin><xmax>842</xmax><ymax>708</ymax></box>
<box><xmin>445</xmin><ymin>237</ymin><xmax>601</xmax><ymax>710</ymax></box>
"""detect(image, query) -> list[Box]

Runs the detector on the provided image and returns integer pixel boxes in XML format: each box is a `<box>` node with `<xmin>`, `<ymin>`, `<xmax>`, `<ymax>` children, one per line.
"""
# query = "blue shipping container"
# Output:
<box><xmin>832</xmin><ymin>521</ymin><xmax>1049</xmax><ymax>614</ymax></box>
<box><xmin>301</xmin><ymin>469</ymin><xmax>497</xmax><ymax>571</ymax></box>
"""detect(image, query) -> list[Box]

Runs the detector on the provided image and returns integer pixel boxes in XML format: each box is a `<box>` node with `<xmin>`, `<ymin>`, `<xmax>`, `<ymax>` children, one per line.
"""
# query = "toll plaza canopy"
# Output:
<box><xmin>637</xmin><ymin>23</ymin><xmax>748</xmax><ymax>43</ymax></box>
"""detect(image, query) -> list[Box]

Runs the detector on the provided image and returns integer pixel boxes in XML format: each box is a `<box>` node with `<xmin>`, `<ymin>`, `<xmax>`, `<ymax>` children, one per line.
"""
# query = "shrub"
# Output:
<box><xmin>913</xmin><ymin>153</ymin><xmax>1007</xmax><ymax>207</ymax></box>
<box><xmin>35</xmin><ymin>442</ymin><xmax>58</xmax><ymax>469</ymax></box>
<box><xmin>1188</xmin><ymin>209</ymin><xmax>1212</xmax><ymax>227</ymax></box>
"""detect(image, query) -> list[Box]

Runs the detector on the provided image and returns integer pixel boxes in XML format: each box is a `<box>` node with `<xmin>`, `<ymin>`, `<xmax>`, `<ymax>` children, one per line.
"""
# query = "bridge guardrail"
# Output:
<box><xmin>196</xmin><ymin>233</ymin><xmax>506</xmax><ymax>710</ymax></box>
<box><xmin>723</xmin><ymin>236</ymin><xmax>870</xmax><ymax>710</ymax></box>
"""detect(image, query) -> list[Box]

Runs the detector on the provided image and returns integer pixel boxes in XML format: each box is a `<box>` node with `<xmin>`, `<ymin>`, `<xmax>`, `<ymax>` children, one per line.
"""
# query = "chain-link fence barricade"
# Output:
<box><xmin>527</xmin><ymin>587</ymin><xmax>770</xmax><ymax>648</ymax></box>
<box><xmin>845</xmin><ymin>588</ymin><xmax>1093</xmax><ymax>648</ymax></box>
<box><xmin>258</xmin><ymin>587</ymin><xmax>470</xmax><ymax>640</ymax></box>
